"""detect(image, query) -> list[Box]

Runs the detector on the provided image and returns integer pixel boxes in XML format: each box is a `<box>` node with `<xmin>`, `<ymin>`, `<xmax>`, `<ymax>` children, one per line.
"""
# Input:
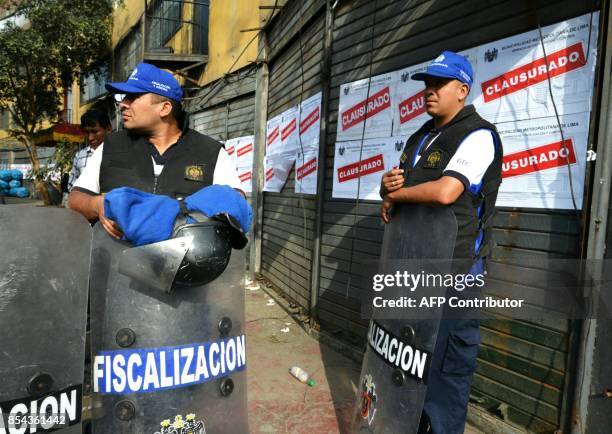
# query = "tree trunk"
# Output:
<box><xmin>34</xmin><ymin>179</ymin><xmax>51</xmax><ymax>205</ymax></box>
<box><xmin>24</xmin><ymin>136</ymin><xmax>52</xmax><ymax>205</ymax></box>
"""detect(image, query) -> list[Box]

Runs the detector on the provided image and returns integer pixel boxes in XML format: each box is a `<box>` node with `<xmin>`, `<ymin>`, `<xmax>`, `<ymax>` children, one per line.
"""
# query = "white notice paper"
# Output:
<box><xmin>294</xmin><ymin>148</ymin><xmax>319</xmax><ymax>195</ymax></box>
<box><xmin>496</xmin><ymin>112</ymin><xmax>589</xmax><ymax>209</ymax></box>
<box><xmin>337</xmin><ymin>72</ymin><xmax>396</xmax><ymax>141</ymax></box>
<box><xmin>473</xmin><ymin>12</ymin><xmax>599</xmax><ymax>123</ymax></box>
<box><xmin>332</xmin><ymin>137</ymin><xmax>405</xmax><ymax>200</ymax></box>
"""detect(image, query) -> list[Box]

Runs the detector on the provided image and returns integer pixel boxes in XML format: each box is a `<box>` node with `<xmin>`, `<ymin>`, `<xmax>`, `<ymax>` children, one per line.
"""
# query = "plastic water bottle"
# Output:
<box><xmin>289</xmin><ymin>366</ymin><xmax>316</xmax><ymax>387</ymax></box>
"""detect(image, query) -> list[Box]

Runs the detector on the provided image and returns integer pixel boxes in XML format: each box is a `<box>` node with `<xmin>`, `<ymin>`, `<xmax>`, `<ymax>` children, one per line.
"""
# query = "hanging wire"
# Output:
<box><xmin>535</xmin><ymin>5</ymin><xmax>595</xmax><ymax>311</ymax></box>
<box><xmin>296</xmin><ymin>0</ymin><xmax>309</xmax><ymax>255</ymax></box>
<box><xmin>534</xmin><ymin>5</ymin><xmax>595</xmax><ymax>218</ymax></box>
<box><xmin>183</xmin><ymin>0</ymin><xmax>280</xmax><ymax>104</ymax></box>
<box><xmin>534</xmin><ymin>8</ymin><xmax>598</xmax><ymax>433</ymax></box>
<box><xmin>182</xmin><ymin>32</ymin><xmax>259</xmax><ymax>104</ymax></box>
<box><xmin>536</xmin><ymin>30</ymin><xmax>578</xmax><ymax>214</ymax></box>
<box><xmin>345</xmin><ymin>0</ymin><xmax>378</xmax><ymax>297</ymax></box>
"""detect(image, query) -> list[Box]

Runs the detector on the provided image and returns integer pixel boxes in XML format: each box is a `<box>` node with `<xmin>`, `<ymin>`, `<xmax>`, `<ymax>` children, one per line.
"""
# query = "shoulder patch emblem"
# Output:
<box><xmin>423</xmin><ymin>151</ymin><xmax>443</xmax><ymax>168</ymax></box>
<box><xmin>185</xmin><ymin>165</ymin><xmax>205</xmax><ymax>182</ymax></box>
<box><xmin>426</xmin><ymin>151</ymin><xmax>441</xmax><ymax>165</ymax></box>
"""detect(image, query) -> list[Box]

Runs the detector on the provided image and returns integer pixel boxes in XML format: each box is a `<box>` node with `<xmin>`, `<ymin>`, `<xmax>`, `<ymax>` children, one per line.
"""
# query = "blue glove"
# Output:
<box><xmin>104</xmin><ymin>187</ymin><xmax>180</xmax><ymax>246</ymax></box>
<box><xmin>184</xmin><ymin>185</ymin><xmax>253</xmax><ymax>233</ymax></box>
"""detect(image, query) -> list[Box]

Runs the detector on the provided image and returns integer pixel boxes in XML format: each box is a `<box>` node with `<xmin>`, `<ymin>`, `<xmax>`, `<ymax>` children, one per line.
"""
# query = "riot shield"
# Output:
<box><xmin>0</xmin><ymin>207</ymin><xmax>91</xmax><ymax>433</ymax></box>
<box><xmin>89</xmin><ymin>224</ymin><xmax>248</xmax><ymax>434</ymax></box>
<box><xmin>353</xmin><ymin>203</ymin><xmax>457</xmax><ymax>434</ymax></box>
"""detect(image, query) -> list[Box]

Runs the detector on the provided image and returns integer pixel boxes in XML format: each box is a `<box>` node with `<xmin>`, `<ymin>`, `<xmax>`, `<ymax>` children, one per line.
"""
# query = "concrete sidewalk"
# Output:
<box><xmin>246</xmin><ymin>284</ymin><xmax>357</xmax><ymax>433</ymax></box>
<box><xmin>245</xmin><ymin>282</ymin><xmax>482</xmax><ymax>434</ymax></box>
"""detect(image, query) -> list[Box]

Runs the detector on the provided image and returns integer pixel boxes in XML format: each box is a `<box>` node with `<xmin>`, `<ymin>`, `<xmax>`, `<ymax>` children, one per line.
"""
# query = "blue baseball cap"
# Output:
<box><xmin>412</xmin><ymin>51</ymin><xmax>473</xmax><ymax>87</ymax></box>
<box><xmin>105</xmin><ymin>63</ymin><xmax>183</xmax><ymax>102</ymax></box>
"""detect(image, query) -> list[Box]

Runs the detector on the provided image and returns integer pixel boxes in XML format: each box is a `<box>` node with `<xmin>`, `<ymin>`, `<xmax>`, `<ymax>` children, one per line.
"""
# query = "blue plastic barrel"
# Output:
<box><xmin>9</xmin><ymin>187</ymin><xmax>29</xmax><ymax>198</ymax></box>
<box><xmin>0</xmin><ymin>170</ymin><xmax>11</xmax><ymax>181</ymax></box>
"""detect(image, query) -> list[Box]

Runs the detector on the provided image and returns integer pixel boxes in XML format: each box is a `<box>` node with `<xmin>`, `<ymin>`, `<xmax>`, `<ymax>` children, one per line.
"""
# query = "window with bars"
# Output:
<box><xmin>192</xmin><ymin>0</ymin><xmax>209</xmax><ymax>54</ymax></box>
<box><xmin>114</xmin><ymin>27</ymin><xmax>142</xmax><ymax>82</ymax></box>
<box><xmin>146</xmin><ymin>0</ymin><xmax>182</xmax><ymax>49</ymax></box>
<box><xmin>80</xmin><ymin>65</ymin><xmax>109</xmax><ymax>104</ymax></box>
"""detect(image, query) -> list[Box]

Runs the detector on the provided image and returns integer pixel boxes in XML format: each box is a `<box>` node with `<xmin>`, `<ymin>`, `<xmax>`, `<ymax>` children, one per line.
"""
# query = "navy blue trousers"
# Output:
<box><xmin>417</xmin><ymin>258</ymin><xmax>486</xmax><ymax>433</ymax></box>
<box><xmin>418</xmin><ymin>318</ymin><xmax>480</xmax><ymax>434</ymax></box>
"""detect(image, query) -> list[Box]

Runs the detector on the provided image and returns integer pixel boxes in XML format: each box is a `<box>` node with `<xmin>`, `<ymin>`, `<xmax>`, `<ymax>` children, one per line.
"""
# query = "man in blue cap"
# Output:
<box><xmin>69</xmin><ymin>63</ymin><xmax>243</xmax><ymax>237</ymax></box>
<box><xmin>379</xmin><ymin>52</ymin><xmax>503</xmax><ymax>433</ymax></box>
<box><xmin>67</xmin><ymin>64</ymin><xmax>251</xmax><ymax>433</ymax></box>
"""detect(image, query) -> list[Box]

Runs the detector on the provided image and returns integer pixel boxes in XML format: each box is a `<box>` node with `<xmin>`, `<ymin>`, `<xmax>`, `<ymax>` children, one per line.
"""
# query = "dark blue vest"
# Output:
<box><xmin>398</xmin><ymin>105</ymin><xmax>503</xmax><ymax>261</ymax></box>
<box><xmin>100</xmin><ymin>129</ymin><xmax>222</xmax><ymax>198</ymax></box>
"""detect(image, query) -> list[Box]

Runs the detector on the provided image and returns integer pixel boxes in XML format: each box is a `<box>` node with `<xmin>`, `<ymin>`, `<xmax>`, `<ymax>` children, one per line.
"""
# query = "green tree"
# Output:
<box><xmin>0</xmin><ymin>0</ymin><xmax>114</xmax><ymax>204</ymax></box>
<box><xmin>33</xmin><ymin>138</ymin><xmax>78</xmax><ymax>196</ymax></box>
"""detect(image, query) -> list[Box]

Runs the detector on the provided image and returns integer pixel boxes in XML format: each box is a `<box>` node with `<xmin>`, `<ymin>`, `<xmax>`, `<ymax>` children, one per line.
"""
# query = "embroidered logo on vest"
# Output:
<box><xmin>185</xmin><ymin>165</ymin><xmax>205</xmax><ymax>181</ymax></box>
<box><xmin>423</xmin><ymin>151</ymin><xmax>443</xmax><ymax>168</ymax></box>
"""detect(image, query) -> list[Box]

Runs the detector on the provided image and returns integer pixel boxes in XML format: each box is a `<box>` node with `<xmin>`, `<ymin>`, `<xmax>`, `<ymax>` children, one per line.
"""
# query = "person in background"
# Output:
<box><xmin>67</xmin><ymin>109</ymin><xmax>112</xmax><ymax>192</ymax></box>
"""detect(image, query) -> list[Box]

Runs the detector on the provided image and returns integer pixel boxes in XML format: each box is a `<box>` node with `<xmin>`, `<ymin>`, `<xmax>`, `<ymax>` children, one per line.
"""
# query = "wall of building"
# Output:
<box><xmin>109</xmin><ymin>1</ymin><xmax>285</xmax><ymax>86</ymax></box>
<box><xmin>252</xmin><ymin>1</ymin><xmax>603</xmax><ymax>433</ymax></box>
<box><xmin>258</xmin><ymin>0</ymin><xmax>326</xmax><ymax>318</ymax></box>
<box><xmin>80</xmin><ymin>0</ymin><xmax>284</xmax><ymax>116</ymax></box>
<box><xmin>199</xmin><ymin>0</ymin><xmax>258</xmax><ymax>85</ymax></box>
<box><xmin>112</xmin><ymin>0</ymin><xmax>144</xmax><ymax>48</ymax></box>
<box><xmin>199</xmin><ymin>0</ymin><xmax>287</xmax><ymax>85</ymax></box>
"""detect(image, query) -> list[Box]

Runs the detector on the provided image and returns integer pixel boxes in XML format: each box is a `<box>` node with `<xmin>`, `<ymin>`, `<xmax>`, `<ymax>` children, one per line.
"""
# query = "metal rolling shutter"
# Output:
<box><xmin>260</xmin><ymin>0</ymin><xmax>326</xmax><ymax>309</ymax></box>
<box><xmin>188</xmin><ymin>69</ymin><xmax>256</xmax><ymax>265</ymax></box>
<box><xmin>318</xmin><ymin>0</ymin><xmax>597</xmax><ymax>431</ymax></box>
<box><xmin>191</xmin><ymin>104</ymin><xmax>228</xmax><ymax>141</ymax></box>
<box><xmin>479</xmin><ymin>210</ymin><xmax>581</xmax><ymax>432</ymax></box>
<box><xmin>190</xmin><ymin>68</ymin><xmax>256</xmax><ymax>141</ymax></box>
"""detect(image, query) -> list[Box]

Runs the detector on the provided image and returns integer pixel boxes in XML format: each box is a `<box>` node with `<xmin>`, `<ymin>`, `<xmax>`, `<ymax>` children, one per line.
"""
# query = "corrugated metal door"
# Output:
<box><xmin>260</xmin><ymin>0</ymin><xmax>326</xmax><ymax>309</ymax></box>
<box><xmin>190</xmin><ymin>68</ymin><xmax>256</xmax><ymax>141</ymax></box>
<box><xmin>188</xmin><ymin>68</ymin><xmax>256</xmax><ymax>265</ymax></box>
<box><xmin>317</xmin><ymin>0</ymin><xmax>598</xmax><ymax>432</ymax></box>
<box><xmin>191</xmin><ymin>104</ymin><xmax>228</xmax><ymax>141</ymax></box>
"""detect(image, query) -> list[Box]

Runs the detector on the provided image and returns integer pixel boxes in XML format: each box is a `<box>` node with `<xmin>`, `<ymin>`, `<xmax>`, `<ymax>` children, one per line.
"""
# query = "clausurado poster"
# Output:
<box><xmin>294</xmin><ymin>92</ymin><xmax>322</xmax><ymax>194</ymax></box>
<box><xmin>332</xmin><ymin>137</ymin><xmax>405</xmax><ymax>200</ymax></box>
<box><xmin>472</xmin><ymin>12</ymin><xmax>599</xmax><ymax>123</ymax></box>
<box><xmin>337</xmin><ymin>72</ymin><xmax>395</xmax><ymax>141</ymax></box>
<box><xmin>264</xmin><ymin>108</ymin><xmax>298</xmax><ymax>193</ymax></box>
<box><xmin>332</xmin><ymin>13</ymin><xmax>597</xmax><ymax>208</ymax></box>
<box><xmin>226</xmin><ymin>135</ymin><xmax>254</xmax><ymax>193</ymax></box>
<box><xmin>496</xmin><ymin>112</ymin><xmax>589</xmax><ymax>209</ymax></box>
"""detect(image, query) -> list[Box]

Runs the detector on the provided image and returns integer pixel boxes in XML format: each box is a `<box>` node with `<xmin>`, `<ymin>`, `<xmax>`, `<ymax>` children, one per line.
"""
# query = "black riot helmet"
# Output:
<box><xmin>171</xmin><ymin>207</ymin><xmax>248</xmax><ymax>287</ymax></box>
